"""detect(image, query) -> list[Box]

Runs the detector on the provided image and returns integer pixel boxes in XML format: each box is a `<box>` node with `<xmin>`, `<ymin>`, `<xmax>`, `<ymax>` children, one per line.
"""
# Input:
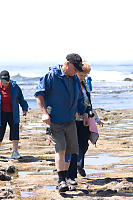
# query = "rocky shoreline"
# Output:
<box><xmin>0</xmin><ymin>108</ymin><xmax>133</xmax><ymax>199</ymax></box>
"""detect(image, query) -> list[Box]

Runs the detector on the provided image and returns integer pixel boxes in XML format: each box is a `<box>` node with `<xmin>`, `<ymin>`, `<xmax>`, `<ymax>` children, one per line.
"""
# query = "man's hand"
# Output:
<box><xmin>23</xmin><ymin>110</ymin><xmax>28</xmax><ymax>116</ymax></box>
<box><xmin>36</xmin><ymin>95</ymin><xmax>51</xmax><ymax>125</ymax></box>
<box><xmin>42</xmin><ymin>113</ymin><xmax>51</xmax><ymax>125</ymax></box>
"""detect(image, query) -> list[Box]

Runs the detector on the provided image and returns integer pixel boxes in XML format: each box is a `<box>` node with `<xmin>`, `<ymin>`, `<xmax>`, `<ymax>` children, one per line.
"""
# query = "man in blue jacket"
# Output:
<box><xmin>35</xmin><ymin>53</ymin><xmax>89</xmax><ymax>193</ymax></box>
<box><xmin>0</xmin><ymin>70</ymin><xmax>28</xmax><ymax>159</ymax></box>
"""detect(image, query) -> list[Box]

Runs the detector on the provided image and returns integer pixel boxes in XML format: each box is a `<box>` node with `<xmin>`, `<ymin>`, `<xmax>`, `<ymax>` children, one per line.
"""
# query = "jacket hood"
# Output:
<box><xmin>10</xmin><ymin>80</ymin><xmax>17</xmax><ymax>87</ymax></box>
<box><xmin>49</xmin><ymin>65</ymin><xmax>78</xmax><ymax>79</ymax></box>
<box><xmin>49</xmin><ymin>65</ymin><xmax>63</xmax><ymax>77</ymax></box>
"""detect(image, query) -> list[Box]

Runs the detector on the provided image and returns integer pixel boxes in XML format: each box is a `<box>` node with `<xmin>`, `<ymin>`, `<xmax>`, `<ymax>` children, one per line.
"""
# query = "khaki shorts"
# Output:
<box><xmin>50</xmin><ymin>121</ymin><xmax>78</xmax><ymax>154</ymax></box>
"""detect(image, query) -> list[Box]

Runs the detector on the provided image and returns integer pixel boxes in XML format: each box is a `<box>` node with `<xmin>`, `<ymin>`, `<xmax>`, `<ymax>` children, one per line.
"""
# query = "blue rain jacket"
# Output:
<box><xmin>0</xmin><ymin>80</ymin><xmax>28</xmax><ymax>125</ymax></box>
<box><xmin>35</xmin><ymin>65</ymin><xmax>86</xmax><ymax>123</ymax></box>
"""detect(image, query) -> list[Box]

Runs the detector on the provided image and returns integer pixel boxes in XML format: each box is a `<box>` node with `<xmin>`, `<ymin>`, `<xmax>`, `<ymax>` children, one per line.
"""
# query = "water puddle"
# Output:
<box><xmin>122</xmin><ymin>119</ymin><xmax>133</xmax><ymax>122</ymax></box>
<box><xmin>42</xmin><ymin>185</ymin><xmax>56</xmax><ymax>189</ymax></box>
<box><xmin>114</xmin><ymin>123</ymin><xmax>133</xmax><ymax>129</ymax></box>
<box><xmin>25</xmin><ymin>122</ymin><xmax>44</xmax><ymax>127</ymax></box>
<box><xmin>21</xmin><ymin>191</ymin><xmax>39</xmax><ymax>198</ymax></box>
<box><xmin>1</xmin><ymin>143</ymin><xmax>11</xmax><ymax>147</ymax></box>
<box><xmin>84</xmin><ymin>153</ymin><xmax>131</xmax><ymax>166</ymax></box>
<box><xmin>85</xmin><ymin>168</ymin><xmax>113</xmax><ymax>175</ymax></box>
<box><xmin>17</xmin><ymin>170</ymin><xmax>57</xmax><ymax>178</ymax></box>
<box><xmin>105</xmin><ymin>121</ymin><xmax>133</xmax><ymax>131</ymax></box>
<box><xmin>106</xmin><ymin>127</ymin><xmax>125</xmax><ymax>130</ymax></box>
<box><xmin>100</xmin><ymin>134</ymin><xmax>118</xmax><ymax>138</ymax></box>
<box><xmin>22</xmin><ymin>129</ymin><xmax>46</xmax><ymax>133</ymax></box>
<box><xmin>23</xmin><ymin>122</ymin><xmax>45</xmax><ymax>129</ymax></box>
<box><xmin>114</xmin><ymin>164</ymin><xmax>133</xmax><ymax>169</ymax></box>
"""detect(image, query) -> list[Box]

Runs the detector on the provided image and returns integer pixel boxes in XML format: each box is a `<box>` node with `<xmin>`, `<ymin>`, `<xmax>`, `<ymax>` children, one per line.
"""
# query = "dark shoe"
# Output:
<box><xmin>66</xmin><ymin>178</ymin><xmax>78</xmax><ymax>185</ymax></box>
<box><xmin>56</xmin><ymin>181</ymin><xmax>69</xmax><ymax>193</ymax></box>
<box><xmin>77</xmin><ymin>166</ymin><xmax>86</xmax><ymax>177</ymax></box>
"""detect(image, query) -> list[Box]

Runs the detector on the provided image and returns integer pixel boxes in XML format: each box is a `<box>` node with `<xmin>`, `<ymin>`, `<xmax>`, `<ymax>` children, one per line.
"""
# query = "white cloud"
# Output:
<box><xmin>0</xmin><ymin>0</ymin><xmax>133</xmax><ymax>63</ymax></box>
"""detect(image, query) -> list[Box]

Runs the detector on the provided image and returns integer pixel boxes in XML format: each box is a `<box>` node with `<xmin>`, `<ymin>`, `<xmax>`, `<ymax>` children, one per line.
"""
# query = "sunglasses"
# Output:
<box><xmin>1</xmin><ymin>81</ymin><xmax>10</xmax><ymax>84</ymax></box>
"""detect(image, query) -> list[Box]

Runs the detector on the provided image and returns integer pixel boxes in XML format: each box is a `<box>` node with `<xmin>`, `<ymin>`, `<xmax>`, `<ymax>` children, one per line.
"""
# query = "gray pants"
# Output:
<box><xmin>50</xmin><ymin>121</ymin><xmax>78</xmax><ymax>154</ymax></box>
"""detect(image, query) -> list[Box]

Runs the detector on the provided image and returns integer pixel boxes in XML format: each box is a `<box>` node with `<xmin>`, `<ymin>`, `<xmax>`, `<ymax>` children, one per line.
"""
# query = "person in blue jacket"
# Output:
<box><xmin>34</xmin><ymin>53</ymin><xmax>89</xmax><ymax>193</ymax></box>
<box><xmin>0</xmin><ymin>70</ymin><xmax>28</xmax><ymax>159</ymax></box>
<box><xmin>86</xmin><ymin>76</ymin><xmax>92</xmax><ymax>91</ymax></box>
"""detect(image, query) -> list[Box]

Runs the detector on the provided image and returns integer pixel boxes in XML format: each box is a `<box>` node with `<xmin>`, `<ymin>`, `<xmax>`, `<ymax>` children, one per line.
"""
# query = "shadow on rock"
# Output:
<box><xmin>96</xmin><ymin>189</ymin><xmax>117</xmax><ymax>197</ymax></box>
<box><xmin>17</xmin><ymin>156</ymin><xmax>44</xmax><ymax>163</ymax></box>
<box><xmin>86</xmin><ymin>177</ymin><xmax>121</xmax><ymax>186</ymax></box>
<box><xmin>59</xmin><ymin>189</ymin><xmax>89</xmax><ymax>198</ymax></box>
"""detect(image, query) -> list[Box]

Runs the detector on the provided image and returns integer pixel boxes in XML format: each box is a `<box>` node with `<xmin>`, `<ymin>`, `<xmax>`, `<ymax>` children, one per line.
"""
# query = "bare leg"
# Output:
<box><xmin>12</xmin><ymin>140</ymin><xmax>19</xmax><ymax>152</ymax></box>
<box><xmin>55</xmin><ymin>150</ymin><xmax>66</xmax><ymax>171</ymax></box>
<box><xmin>65</xmin><ymin>161</ymin><xmax>70</xmax><ymax>171</ymax></box>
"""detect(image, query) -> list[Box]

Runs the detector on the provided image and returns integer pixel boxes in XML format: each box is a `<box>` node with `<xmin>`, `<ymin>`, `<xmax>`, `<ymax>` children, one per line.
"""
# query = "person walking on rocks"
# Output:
<box><xmin>67</xmin><ymin>63</ymin><xmax>104</xmax><ymax>185</ymax></box>
<box><xmin>35</xmin><ymin>53</ymin><xmax>89</xmax><ymax>193</ymax></box>
<box><xmin>0</xmin><ymin>70</ymin><xmax>28</xmax><ymax>159</ymax></box>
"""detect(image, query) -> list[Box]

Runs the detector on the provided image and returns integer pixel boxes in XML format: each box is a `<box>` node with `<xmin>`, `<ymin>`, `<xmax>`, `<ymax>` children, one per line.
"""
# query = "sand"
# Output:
<box><xmin>0</xmin><ymin>108</ymin><xmax>133</xmax><ymax>199</ymax></box>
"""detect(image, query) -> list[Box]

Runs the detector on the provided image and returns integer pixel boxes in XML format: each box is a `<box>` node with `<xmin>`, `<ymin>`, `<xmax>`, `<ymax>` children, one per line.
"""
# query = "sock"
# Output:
<box><xmin>58</xmin><ymin>170</ymin><xmax>67</xmax><ymax>182</ymax></box>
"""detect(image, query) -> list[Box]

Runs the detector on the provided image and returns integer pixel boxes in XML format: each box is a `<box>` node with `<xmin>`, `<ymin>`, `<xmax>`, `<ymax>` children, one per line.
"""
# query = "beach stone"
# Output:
<box><xmin>126</xmin><ymin>177</ymin><xmax>133</xmax><ymax>182</ymax></box>
<box><xmin>103</xmin><ymin>117</ymin><xmax>108</xmax><ymax>121</ymax></box>
<box><xmin>112</xmin><ymin>181</ymin><xmax>133</xmax><ymax>192</ymax></box>
<box><xmin>7</xmin><ymin>165</ymin><xmax>16</xmax><ymax>174</ymax></box>
<box><xmin>0</xmin><ymin>188</ymin><xmax>14</xmax><ymax>199</ymax></box>
<box><xmin>0</xmin><ymin>171</ymin><xmax>11</xmax><ymax>181</ymax></box>
<box><xmin>124</xmin><ymin>78</ymin><xmax>133</xmax><ymax>81</ymax></box>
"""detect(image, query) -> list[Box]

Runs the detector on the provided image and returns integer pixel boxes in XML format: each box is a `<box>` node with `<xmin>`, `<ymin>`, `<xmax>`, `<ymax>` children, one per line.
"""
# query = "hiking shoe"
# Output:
<box><xmin>56</xmin><ymin>181</ymin><xmax>76</xmax><ymax>192</ymax></box>
<box><xmin>77</xmin><ymin>166</ymin><xmax>86</xmax><ymax>177</ymax></box>
<box><xmin>56</xmin><ymin>181</ymin><xmax>69</xmax><ymax>193</ymax></box>
<box><xmin>66</xmin><ymin>178</ymin><xmax>78</xmax><ymax>185</ymax></box>
<box><xmin>11</xmin><ymin>151</ymin><xmax>21</xmax><ymax>159</ymax></box>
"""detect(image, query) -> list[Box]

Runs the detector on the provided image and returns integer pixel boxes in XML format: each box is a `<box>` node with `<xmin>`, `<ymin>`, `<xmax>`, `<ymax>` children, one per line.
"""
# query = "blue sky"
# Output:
<box><xmin>0</xmin><ymin>0</ymin><xmax>133</xmax><ymax>64</ymax></box>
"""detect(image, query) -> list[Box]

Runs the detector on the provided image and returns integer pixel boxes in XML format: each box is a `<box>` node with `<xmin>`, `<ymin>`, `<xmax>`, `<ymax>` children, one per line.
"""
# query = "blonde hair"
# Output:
<box><xmin>82</xmin><ymin>63</ymin><xmax>91</xmax><ymax>74</ymax></box>
<box><xmin>77</xmin><ymin>63</ymin><xmax>91</xmax><ymax>81</ymax></box>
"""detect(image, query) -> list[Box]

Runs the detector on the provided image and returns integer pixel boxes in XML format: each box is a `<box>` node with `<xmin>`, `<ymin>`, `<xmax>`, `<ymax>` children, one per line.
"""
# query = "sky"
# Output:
<box><xmin>0</xmin><ymin>0</ymin><xmax>133</xmax><ymax>64</ymax></box>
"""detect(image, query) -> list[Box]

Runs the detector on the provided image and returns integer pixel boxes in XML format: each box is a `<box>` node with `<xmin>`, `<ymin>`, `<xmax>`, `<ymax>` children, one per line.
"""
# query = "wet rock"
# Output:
<box><xmin>7</xmin><ymin>166</ymin><xmax>16</xmax><ymax>174</ymax></box>
<box><xmin>103</xmin><ymin>117</ymin><xmax>108</xmax><ymax>121</ymax></box>
<box><xmin>0</xmin><ymin>156</ymin><xmax>9</xmax><ymax>162</ymax></box>
<box><xmin>104</xmin><ymin>178</ymin><xmax>112</xmax><ymax>183</ymax></box>
<box><xmin>16</xmin><ymin>156</ymin><xmax>39</xmax><ymax>162</ymax></box>
<box><xmin>0</xmin><ymin>171</ymin><xmax>11</xmax><ymax>181</ymax></box>
<box><xmin>104</xmin><ymin>177</ymin><xmax>118</xmax><ymax>183</ymax></box>
<box><xmin>0</xmin><ymin>167</ymin><xmax>6</xmax><ymax>172</ymax></box>
<box><xmin>113</xmin><ymin>181</ymin><xmax>133</xmax><ymax>192</ymax></box>
<box><xmin>0</xmin><ymin>188</ymin><xmax>14</xmax><ymax>199</ymax></box>
<box><xmin>102</xmin><ymin>167</ymin><xmax>108</xmax><ymax>170</ymax></box>
<box><xmin>126</xmin><ymin>177</ymin><xmax>133</xmax><ymax>182</ymax></box>
<box><xmin>96</xmin><ymin>189</ymin><xmax>117</xmax><ymax>196</ymax></box>
<box><xmin>124</xmin><ymin>78</ymin><xmax>133</xmax><ymax>81</ymax></box>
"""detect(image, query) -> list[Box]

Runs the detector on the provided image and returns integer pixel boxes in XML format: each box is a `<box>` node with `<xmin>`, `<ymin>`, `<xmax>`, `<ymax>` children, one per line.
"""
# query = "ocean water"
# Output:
<box><xmin>0</xmin><ymin>63</ymin><xmax>133</xmax><ymax>111</ymax></box>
